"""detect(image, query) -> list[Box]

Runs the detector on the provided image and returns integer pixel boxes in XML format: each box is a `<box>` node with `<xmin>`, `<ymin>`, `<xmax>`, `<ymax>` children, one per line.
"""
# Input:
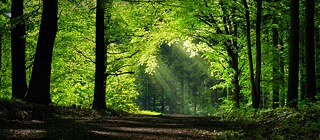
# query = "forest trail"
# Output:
<box><xmin>0</xmin><ymin>101</ymin><xmax>258</xmax><ymax>139</ymax></box>
<box><xmin>0</xmin><ymin>114</ymin><xmax>233</xmax><ymax>140</ymax></box>
<box><xmin>0</xmin><ymin>113</ymin><xmax>259</xmax><ymax>140</ymax></box>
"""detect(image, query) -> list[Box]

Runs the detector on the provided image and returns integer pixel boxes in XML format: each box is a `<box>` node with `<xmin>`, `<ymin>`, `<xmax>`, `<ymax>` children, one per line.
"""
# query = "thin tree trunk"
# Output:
<box><xmin>305</xmin><ymin>0</ymin><xmax>316</xmax><ymax>101</ymax></box>
<box><xmin>299</xmin><ymin>15</ymin><xmax>306</xmax><ymax>101</ymax></box>
<box><xmin>25</xmin><ymin>0</ymin><xmax>58</xmax><ymax>105</ymax></box>
<box><xmin>315</xmin><ymin>27</ymin><xmax>320</xmax><ymax>94</ymax></box>
<box><xmin>287</xmin><ymin>0</ymin><xmax>299</xmax><ymax>108</ymax></box>
<box><xmin>279</xmin><ymin>40</ymin><xmax>285</xmax><ymax>107</ymax></box>
<box><xmin>0</xmin><ymin>31</ymin><xmax>2</xmax><ymax>89</ymax></box>
<box><xmin>272</xmin><ymin>21</ymin><xmax>279</xmax><ymax>109</ymax></box>
<box><xmin>11</xmin><ymin>0</ymin><xmax>27</xmax><ymax>100</ymax></box>
<box><xmin>233</xmin><ymin>23</ymin><xmax>240</xmax><ymax>109</ymax></box>
<box><xmin>242</xmin><ymin>0</ymin><xmax>256</xmax><ymax>108</ymax></box>
<box><xmin>93</xmin><ymin>0</ymin><xmax>107</xmax><ymax>110</ymax></box>
<box><xmin>254</xmin><ymin>0</ymin><xmax>262</xmax><ymax>109</ymax></box>
<box><xmin>300</xmin><ymin>57</ymin><xmax>306</xmax><ymax>100</ymax></box>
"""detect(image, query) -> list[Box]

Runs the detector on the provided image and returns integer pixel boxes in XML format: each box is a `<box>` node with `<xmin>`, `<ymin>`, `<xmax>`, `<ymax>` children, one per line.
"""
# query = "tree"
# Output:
<box><xmin>279</xmin><ymin>40</ymin><xmax>285</xmax><ymax>107</ymax></box>
<box><xmin>93</xmin><ymin>0</ymin><xmax>107</xmax><ymax>110</ymax></box>
<box><xmin>25</xmin><ymin>0</ymin><xmax>58</xmax><ymax>105</ymax></box>
<box><xmin>0</xmin><ymin>29</ymin><xmax>2</xmax><ymax>89</ymax></box>
<box><xmin>254</xmin><ymin>0</ymin><xmax>262</xmax><ymax>108</ymax></box>
<box><xmin>242</xmin><ymin>0</ymin><xmax>257</xmax><ymax>108</ymax></box>
<box><xmin>11</xmin><ymin>0</ymin><xmax>27</xmax><ymax>100</ymax></box>
<box><xmin>305</xmin><ymin>0</ymin><xmax>316</xmax><ymax>101</ymax></box>
<box><xmin>232</xmin><ymin>23</ymin><xmax>240</xmax><ymax>108</ymax></box>
<box><xmin>287</xmin><ymin>0</ymin><xmax>299</xmax><ymax>108</ymax></box>
<box><xmin>272</xmin><ymin>19</ymin><xmax>280</xmax><ymax>109</ymax></box>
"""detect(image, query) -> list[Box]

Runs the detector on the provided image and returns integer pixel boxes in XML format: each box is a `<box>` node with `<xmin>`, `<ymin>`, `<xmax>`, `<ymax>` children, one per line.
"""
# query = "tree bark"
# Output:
<box><xmin>315</xmin><ymin>27</ymin><xmax>320</xmax><ymax>94</ymax></box>
<box><xmin>300</xmin><ymin>54</ymin><xmax>306</xmax><ymax>100</ymax></box>
<box><xmin>279</xmin><ymin>40</ymin><xmax>285</xmax><ymax>107</ymax></box>
<box><xmin>305</xmin><ymin>0</ymin><xmax>316</xmax><ymax>101</ymax></box>
<box><xmin>93</xmin><ymin>0</ymin><xmax>107</xmax><ymax>110</ymax></box>
<box><xmin>242</xmin><ymin>0</ymin><xmax>257</xmax><ymax>108</ymax></box>
<box><xmin>0</xmin><ymin>31</ymin><xmax>2</xmax><ymax>89</ymax></box>
<box><xmin>11</xmin><ymin>0</ymin><xmax>27</xmax><ymax>100</ymax></box>
<box><xmin>272</xmin><ymin>22</ymin><xmax>279</xmax><ymax>109</ymax></box>
<box><xmin>287</xmin><ymin>0</ymin><xmax>299</xmax><ymax>108</ymax></box>
<box><xmin>25</xmin><ymin>0</ymin><xmax>58</xmax><ymax>105</ymax></box>
<box><xmin>254</xmin><ymin>0</ymin><xmax>262</xmax><ymax>109</ymax></box>
<box><xmin>232</xmin><ymin>23</ymin><xmax>240</xmax><ymax>109</ymax></box>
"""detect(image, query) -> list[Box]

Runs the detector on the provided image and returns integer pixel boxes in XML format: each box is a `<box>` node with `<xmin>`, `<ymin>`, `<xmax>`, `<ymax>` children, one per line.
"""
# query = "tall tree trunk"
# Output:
<box><xmin>299</xmin><ymin>14</ymin><xmax>306</xmax><ymax>100</ymax></box>
<box><xmin>255</xmin><ymin>0</ymin><xmax>262</xmax><ymax>109</ymax></box>
<box><xmin>242</xmin><ymin>0</ymin><xmax>256</xmax><ymax>108</ymax></box>
<box><xmin>232</xmin><ymin>55</ymin><xmax>240</xmax><ymax>109</ymax></box>
<box><xmin>0</xmin><ymin>31</ymin><xmax>2</xmax><ymax>89</ymax></box>
<box><xmin>305</xmin><ymin>0</ymin><xmax>316</xmax><ymax>101</ymax></box>
<box><xmin>272</xmin><ymin>21</ymin><xmax>279</xmax><ymax>109</ymax></box>
<box><xmin>232</xmin><ymin>23</ymin><xmax>240</xmax><ymax>109</ymax></box>
<box><xmin>300</xmin><ymin>55</ymin><xmax>306</xmax><ymax>100</ymax></box>
<box><xmin>93</xmin><ymin>0</ymin><xmax>107</xmax><ymax>110</ymax></box>
<box><xmin>11</xmin><ymin>0</ymin><xmax>27</xmax><ymax>100</ymax></box>
<box><xmin>25</xmin><ymin>0</ymin><xmax>58</xmax><ymax>105</ymax></box>
<box><xmin>279</xmin><ymin>40</ymin><xmax>285</xmax><ymax>107</ymax></box>
<box><xmin>315</xmin><ymin>27</ymin><xmax>320</xmax><ymax>94</ymax></box>
<box><xmin>287</xmin><ymin>0</ymin><xmax>299</xmax><ymax>108</ymax></box>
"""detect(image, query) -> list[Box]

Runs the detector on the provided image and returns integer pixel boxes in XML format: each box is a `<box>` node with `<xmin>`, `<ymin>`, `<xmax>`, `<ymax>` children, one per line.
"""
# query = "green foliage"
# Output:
<box><xmin>0</xmin><ymin>0</ymin><xmax>319</xmax><ymax>115</ymax></box>
<box><xmin>106</xmin><ymin>75</ymin><xmax>139</xmax><ymax>112</ymax></box>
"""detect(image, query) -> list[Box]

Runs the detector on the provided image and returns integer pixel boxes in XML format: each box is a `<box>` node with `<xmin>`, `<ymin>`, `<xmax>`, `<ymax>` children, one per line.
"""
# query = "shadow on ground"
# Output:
<box><xmin>0</xmin><ymin>114</ymin><xmax>259</xmax><ymax>140</ymax></box>
<box><xmin>0</xmin><ymin>100</ymin><xmax>261</xmax><ymax>140</ymax></box>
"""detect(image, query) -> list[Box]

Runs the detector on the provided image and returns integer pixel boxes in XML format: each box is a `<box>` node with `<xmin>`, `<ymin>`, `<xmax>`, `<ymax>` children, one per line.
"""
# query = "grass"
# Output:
<box><xmin>135</xmin><ymin>110</ymin><xmax>163</xmax><ymax>115</ymax></box>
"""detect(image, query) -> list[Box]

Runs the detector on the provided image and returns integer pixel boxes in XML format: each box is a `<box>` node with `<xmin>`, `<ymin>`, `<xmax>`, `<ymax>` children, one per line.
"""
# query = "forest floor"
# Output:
<box><xmin>1</xmin><ymin>100</ymin><xmax>320</xmax><ymax>140</ymax></box>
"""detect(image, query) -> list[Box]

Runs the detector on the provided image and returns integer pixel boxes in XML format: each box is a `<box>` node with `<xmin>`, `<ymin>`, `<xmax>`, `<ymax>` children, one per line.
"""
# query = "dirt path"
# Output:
<box><xmin>0</xmin><ymin>114</ymin><xmax>245</xmax><ymax>140</ymax></box>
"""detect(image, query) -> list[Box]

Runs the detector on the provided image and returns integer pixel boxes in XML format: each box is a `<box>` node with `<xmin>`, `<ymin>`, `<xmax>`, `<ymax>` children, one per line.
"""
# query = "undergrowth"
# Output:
<box><xmin>214</xmin><ymin>103</ymin><xmax>320</xmax><ymax>139</ymax></box>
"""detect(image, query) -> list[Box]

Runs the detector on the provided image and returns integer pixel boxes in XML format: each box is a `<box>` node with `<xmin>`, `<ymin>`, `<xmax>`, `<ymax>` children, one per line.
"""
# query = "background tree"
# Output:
<box><xmin>0</xmin><ymin>29</ymin><xmax>2</xmax><ymax>90</ymax></box>
<box><xmin>287</xmin><ymin>0</ymin><xmax>299</xmax><ymax>108</ymax></box>
<box><xmin>25</xmin><ymin>0</ymin><xmax>58</xmax><ymax>105</ymax></box>
<box><xmin>305</xmin><ymin>0</ymin><xmax>316</xmax><ymax>101</ymax></box>
<box><xmin>272</xmin><ymin>19</ymin><xmax>280</xmax><ymax>108</ymax></box>
<box><xmin>254</xmin><ymin>0</ymin><xmax>262</xmax><ymax>108</ymax></box>
<box><xmin>11</xmin><ymin>0</ymin><xmax>27</xmax><ymax>99</ymax></box>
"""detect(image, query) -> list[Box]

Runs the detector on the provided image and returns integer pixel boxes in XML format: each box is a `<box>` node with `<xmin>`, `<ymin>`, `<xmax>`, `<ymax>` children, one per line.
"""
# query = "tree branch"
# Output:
<box><xmin>106</xmin><ymin>71</ymin><xmax>135</xmax><ymax>77</ymax></box>
<box><xmin>74</xmin><ymin>48</ymin><xmax>95</xmax><ymax>64</ymax></box>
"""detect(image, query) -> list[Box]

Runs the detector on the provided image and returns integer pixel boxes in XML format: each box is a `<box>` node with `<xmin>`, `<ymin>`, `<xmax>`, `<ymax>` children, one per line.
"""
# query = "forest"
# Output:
<box><xmin>0</xmin><ymin>0</ymin><xmax>320</xmax><ymax>139</ymax></box>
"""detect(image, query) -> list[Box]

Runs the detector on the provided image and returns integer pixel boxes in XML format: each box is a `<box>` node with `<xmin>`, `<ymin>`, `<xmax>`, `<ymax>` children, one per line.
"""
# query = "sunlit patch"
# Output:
<box><xmin>22</xmin><ymin>120</ymin><xmax>45</xmax><ymax>124</ymax></box>
<box><xmin>104</xmin><ymin>127</ymin><xmax>211</xmax><ymax>136</ymax></box>
<box><xmin>137</xmin><ymin>42</ymin><xmax>213</xmax><ymax>115</ymax></box>
<box><xmin>91</xmin><ymin>130</ymin><xmax>113</xmax><ymax>135</ymax></box>
<box><xmin>91</xmin><ymin>127</ymin><xmax>215</xmax><ymax>139</ymax></box>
